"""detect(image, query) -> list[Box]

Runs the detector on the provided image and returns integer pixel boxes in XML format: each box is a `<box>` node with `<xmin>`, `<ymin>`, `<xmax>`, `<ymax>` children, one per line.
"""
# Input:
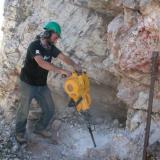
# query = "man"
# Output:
<box><xmin>16</xmin><ymin>21</ymin><xmax>81</xmax><ymax>144</ymax></box>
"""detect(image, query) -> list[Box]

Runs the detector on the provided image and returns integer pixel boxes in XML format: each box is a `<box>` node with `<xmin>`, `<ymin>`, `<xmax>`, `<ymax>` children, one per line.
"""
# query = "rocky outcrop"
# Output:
<box><xmin>0</xmin><ymin>0</ymin><xmax>125</xmax><ymax>117</ymax></box>
<box><xmin>108</xmin><ymin>0</ymin><xmax>160</xmax><ymax>134</ymax></box>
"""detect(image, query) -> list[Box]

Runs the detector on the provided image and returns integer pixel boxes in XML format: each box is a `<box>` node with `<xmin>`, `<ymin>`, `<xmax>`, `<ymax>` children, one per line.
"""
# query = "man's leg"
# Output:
<box><xmin>16</xmin><ymin>81</ymin><xmax>34</xmax><ymax>142</ymax></box>
<box><xmin>34</xmin><ymin>86</ymin><xmax>55</xmax><ymax>133</ymax></box>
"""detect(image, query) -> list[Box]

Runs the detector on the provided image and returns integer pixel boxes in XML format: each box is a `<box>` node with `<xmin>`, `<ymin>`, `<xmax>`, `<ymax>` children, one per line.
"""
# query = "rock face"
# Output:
<box><xmin>1</xmin><ymin>0</ymin><xmax>126</xmax><ymax>119</ymax></box>
<box><xmin>1</xmin><ymin>0</ymin><xmax>160</xmax><ymax>159</ymax></box>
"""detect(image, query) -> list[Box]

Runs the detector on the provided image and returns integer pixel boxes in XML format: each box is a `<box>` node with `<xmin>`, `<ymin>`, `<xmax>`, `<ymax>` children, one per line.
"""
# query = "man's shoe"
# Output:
<box><xmin>15</xmin><ymin>133</ymin><xmax>27</xmax><ymax>144</ymax></box>
<box><xmin>33</xmin><ymin>130</ymin><xmax>52</xmax><ymax>138</ymax></box>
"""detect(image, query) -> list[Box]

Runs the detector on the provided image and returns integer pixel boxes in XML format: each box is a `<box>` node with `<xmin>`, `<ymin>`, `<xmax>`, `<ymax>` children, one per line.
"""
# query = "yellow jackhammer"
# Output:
<box><xmin>64</xmin><ymin>71</ymin><xmax>96</xmax><ymax>147</ymax></box>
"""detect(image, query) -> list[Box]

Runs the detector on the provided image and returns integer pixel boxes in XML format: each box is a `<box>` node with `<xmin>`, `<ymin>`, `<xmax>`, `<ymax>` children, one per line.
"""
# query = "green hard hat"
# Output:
<box><xmin>43</xmin><ymin>21</ymin><xmax>61</xmax><ymax>37</ymax></box>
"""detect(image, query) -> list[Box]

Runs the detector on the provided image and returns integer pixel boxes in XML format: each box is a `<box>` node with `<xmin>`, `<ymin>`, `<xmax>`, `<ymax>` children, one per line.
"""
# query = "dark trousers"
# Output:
<box><xmin>16</xmin><ymin>80</ymin><xmax>55</xmax><ymax>134</ymax></box>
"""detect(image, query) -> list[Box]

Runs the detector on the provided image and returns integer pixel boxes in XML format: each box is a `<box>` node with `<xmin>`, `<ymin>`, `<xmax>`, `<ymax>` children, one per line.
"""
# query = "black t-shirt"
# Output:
<box><xmin>20</xmin><ymin>39</ymin><xmax>61</xmax><ymax>86</ymax></box>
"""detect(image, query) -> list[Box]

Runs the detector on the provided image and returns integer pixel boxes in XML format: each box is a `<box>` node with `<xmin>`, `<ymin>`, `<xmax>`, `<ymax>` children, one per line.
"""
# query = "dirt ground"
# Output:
<box><xmin>0</xmin><ymin>83</ymin><xmax>149</xmax><ymax>160</ymax></box>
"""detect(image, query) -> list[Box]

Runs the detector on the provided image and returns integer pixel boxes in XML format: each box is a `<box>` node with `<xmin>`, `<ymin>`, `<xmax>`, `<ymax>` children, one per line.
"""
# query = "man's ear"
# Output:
<box><xmin>42</xmin><ymin>31</ymin><xmax>52</xmax><ymax>39</ymax></box>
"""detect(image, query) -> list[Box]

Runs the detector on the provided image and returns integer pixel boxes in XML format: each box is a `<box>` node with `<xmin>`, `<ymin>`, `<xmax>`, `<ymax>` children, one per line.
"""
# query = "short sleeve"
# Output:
<box><xmin>51</xmin><ymin>45</ymin><xmax>61</xmax><ymax>58</ymax></box>
<box><xmin>28</xmin><ymin>41</ymin><xmax>42</xmax><ymax>59</ymax></box>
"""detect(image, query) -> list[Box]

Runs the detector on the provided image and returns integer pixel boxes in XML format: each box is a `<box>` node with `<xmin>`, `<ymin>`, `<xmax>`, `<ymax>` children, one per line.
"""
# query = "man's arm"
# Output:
<box><xmin>34</xmin><ymin>55</ymin><xmax>71</xmax><ymax>76</ymax></box>
<box><xmin>57</xmin><ymin>53</ymin><xmax>82</xmax><ymax>71</ymax></box>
